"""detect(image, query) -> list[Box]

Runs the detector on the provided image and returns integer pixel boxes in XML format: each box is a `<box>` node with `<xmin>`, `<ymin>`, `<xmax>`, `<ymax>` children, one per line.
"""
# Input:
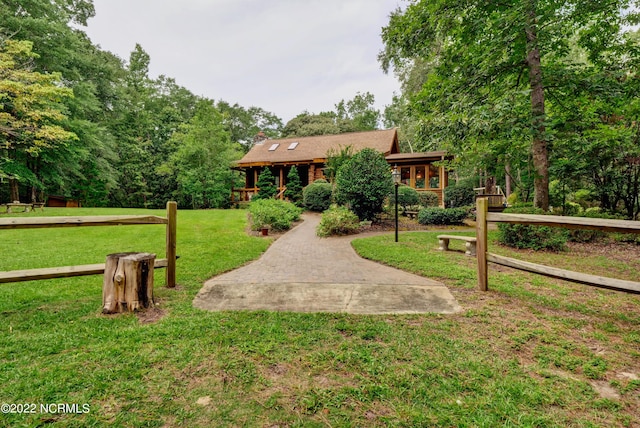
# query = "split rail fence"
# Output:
<box><xmin>0</xmin><ymin>201</ymin><xmax>177</xmax><ymax>287</ymax></box>
<box><xmin>476</xmin><ymin>197</ymin><xmax>640</xmax><ymax>294</ymax></box>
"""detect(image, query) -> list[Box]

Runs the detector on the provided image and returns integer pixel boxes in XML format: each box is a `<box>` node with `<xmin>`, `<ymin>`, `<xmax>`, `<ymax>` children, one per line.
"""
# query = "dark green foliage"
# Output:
<box><xmin>389</xmin><ymin>185</ymin><xmax>420</xmax><ymax>212</ymax></box>
<box><xmin>444</xmin><ymin>182</ymin><xmax>476</xmax><ymax>208</ymax></box>
<box><xmin>284</xmin><ymin>166</ymin><xmax>303</xmax><ymax>206</ymax></box>
<box><xmin>335</xmin><ymin>148</ymin><xmax>393</xmax><ymax>220</ymax></box>
<box><xmin>418</xmin><ymin>207</ymin><xmax>468</xmax><ymax>225</ymax></box>
<box><xmin>254</xmin><ymin>168</ymin><xmax>277</xmax><ymax>200</ymax></box>
<box><xmin>325</xmin><ymin>145</ymin><xmax>354</xmax><ymax>183</ymax></box>
<box><xmin>498</xmin><ymin>207</ymin><xmax>568</xmax><ymax>251</ymax></box>
<box><xmin>568</xmin><ymin>209</ymin><xmax>621</xmax><ymax>243</ymax></box>
<box><xmin>303</xmin><ymin>180</ymin><xmax>333</xmax><ymax>212</ymax></box>
<box><xmin>419</xmin><ymin>191</ymin><xmax>440</xmax><ymax>207</ymax></box>
<box><xmin>316</xmin><ymin>205</ymin><xmax>361</xmax><ymax>237</ymax></box>
<box><xmin>249</xmin><ymin>199</ymin><xmax>302</xmax><ymax>231</ymax></box>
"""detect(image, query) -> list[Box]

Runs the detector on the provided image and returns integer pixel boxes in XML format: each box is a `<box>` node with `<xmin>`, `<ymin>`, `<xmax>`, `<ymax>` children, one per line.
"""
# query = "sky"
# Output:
<box><xmin>83</xmin><ymin>0</ymin><xmax>404</xmax><ymax>124</ymax></box>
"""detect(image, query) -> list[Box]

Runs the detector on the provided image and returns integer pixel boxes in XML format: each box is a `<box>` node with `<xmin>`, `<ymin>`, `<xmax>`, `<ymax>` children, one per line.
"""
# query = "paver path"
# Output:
<box><xmin>193</xmin><ymin>213</ymin><xmax>461</xmax><ymax>314</ymax></box>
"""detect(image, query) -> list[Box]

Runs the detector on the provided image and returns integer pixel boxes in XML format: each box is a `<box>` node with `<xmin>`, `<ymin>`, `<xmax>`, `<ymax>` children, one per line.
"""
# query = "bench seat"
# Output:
<box><xmin>437</xmin><ymin>234</ymin><xmax>477</xmax><ymax>256</ymax></box>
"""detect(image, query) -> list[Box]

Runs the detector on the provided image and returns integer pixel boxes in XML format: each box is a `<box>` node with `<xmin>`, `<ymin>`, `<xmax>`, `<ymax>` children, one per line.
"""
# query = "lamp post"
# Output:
<box><xmin>392</xmin><ymin>165</ymin><xmax>401</xmax><ymax>242</ymax></box>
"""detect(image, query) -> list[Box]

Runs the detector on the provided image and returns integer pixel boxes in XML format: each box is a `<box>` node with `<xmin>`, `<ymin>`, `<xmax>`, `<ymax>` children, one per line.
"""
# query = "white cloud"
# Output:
<box><xmin>85</xmin><ymin>0</ymin><xmax>402</xmax><ymax>122</ymax></box>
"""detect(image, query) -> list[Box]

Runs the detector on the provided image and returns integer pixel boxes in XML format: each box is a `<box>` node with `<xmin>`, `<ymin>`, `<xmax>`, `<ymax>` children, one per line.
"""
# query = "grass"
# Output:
<box><xmin>1</xmin><ymin>209</ymin><xmax>639</xmax><ymax>427</ymax></box>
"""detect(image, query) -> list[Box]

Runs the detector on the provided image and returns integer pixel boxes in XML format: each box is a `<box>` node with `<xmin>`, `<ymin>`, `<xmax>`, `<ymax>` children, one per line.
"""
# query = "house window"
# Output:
<box><xmin>401</xmin><ymin>167</ymin><xmax>411</xmax><ymax>186</ymax></box>
<box><xmin>429</xmin><ymin>164</ymin><xmax>440</xmax><ymax>188</ymax></box>
<box><xmin>415</xmin><ymin>166</ymin><xmax>426</xmax><ymax>189</ymax></box>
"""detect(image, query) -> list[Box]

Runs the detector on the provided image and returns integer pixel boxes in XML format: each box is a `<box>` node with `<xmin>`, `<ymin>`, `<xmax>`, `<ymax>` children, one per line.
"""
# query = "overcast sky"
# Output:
<box><xmin>83</xmin><ymin>0</ymin><xmax>404</xmax><ymax>123</ymax></box>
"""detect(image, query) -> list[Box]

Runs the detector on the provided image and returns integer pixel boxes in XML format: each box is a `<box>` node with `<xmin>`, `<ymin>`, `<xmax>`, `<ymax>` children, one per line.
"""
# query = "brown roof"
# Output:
<box><xmin>236</xmin><ymin>128</ymin><xmax>399</xmax><ymax>167</ymax></box>
<box><xmin>386</xmin><ymin>151</ymin><xmax>450</xmax><ymax>162</ymax></box>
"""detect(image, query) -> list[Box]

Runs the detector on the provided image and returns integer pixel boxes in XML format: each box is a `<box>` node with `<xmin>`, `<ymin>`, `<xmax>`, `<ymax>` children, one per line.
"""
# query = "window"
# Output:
<box><xmin>287</xmin><ymin>142</ymin><xmax>299</xmax><ymax>150</ymax></box>
<box><xmin>268</xmin><ymin>143</ymin><xmax>280</xmax><ymax>151</ymax></box>
<box><xmin>429</xmin><ymin>164</ymin><xmax>440</xmax><ymax>188</ymax></box>
<box><xmin>415</xmin><ymin>166</ymin><xmax>426</xmax><ymax>189</ymax></box>
<box><xmin>401</xmin><ymin>167</ymin><xmax>411</xmax><ymax>186</ymax></box>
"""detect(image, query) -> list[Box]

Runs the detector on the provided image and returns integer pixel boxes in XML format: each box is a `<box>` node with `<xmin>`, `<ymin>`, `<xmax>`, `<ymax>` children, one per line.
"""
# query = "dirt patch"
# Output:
<box><xmin>136</xmin><ymin>305</ymin><xmax>167</xmax><ymax>324</ymax></box>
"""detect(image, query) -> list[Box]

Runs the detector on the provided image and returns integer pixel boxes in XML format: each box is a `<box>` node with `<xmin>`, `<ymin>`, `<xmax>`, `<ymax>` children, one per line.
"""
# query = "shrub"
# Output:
<box><xmin>249</xmin><ymin>199</ymin><xmax>302</xmax><ymax>231</ymax></box>
<box><xmin>389</xmin><ymin>185</ymin><xmax>420</xmax><ymax>212</ymax></box>
<box><xmin>334</xmin><ymin>148</ymin><xmax>393</xmax><ymax>220</ymax></box>
<box><xmin>418</xmin><ymin>207</ymin><xmax>468</xmax><ymax>225</ymax></box>
<box><xmin>303</xmin><ymin>180</ymin><xmax>333</xmax><ymax>211</ymax></box>
<box><xmin>444</xmin><ymin>182</ymin><xmax>475</xmax><ymax>208</ymax></box>
<box><xmin>316</xmin><ymin>205</ymin><xmax>360</xmax><ymax>237</ymax></box>
<box><xmin>284</xmin><ymin>166</ymin><xmax>303</xmax><ymax>207</ymax></box>
<box><xmin>253</xmin><ymin>168</ymin><xmax>277</xmax><ymax>200</ymax></box>
<box><xmin>568</xmin><ymin>209</ymin><xmax>620</xmax><ymax>243</ymax></box>
<box><xmin>418</xmin><ymin>191</ymin><xmax>440</xmax><ymax>207</ymax></box>
<box><xmin>497</xmin><ymin>206</ymin><xmax>568</xmax><ymax>251</ymax></box>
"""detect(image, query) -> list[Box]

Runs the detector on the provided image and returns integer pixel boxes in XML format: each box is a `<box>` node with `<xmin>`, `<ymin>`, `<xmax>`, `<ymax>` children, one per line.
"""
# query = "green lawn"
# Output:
<box><xmin>1</xmin><ymin>209</ymin><xmax>639</xmax><ymax>427</ymax></box>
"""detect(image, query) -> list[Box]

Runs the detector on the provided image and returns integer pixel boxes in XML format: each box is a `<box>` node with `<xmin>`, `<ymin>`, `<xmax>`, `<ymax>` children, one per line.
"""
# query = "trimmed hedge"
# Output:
<box><xmin>444</xmin><ymin>182</ymin><xmax>475</xmax><ymax>208</ymax></box>
<box><xmin>316</xmin><ymin>205</ymin><xmax>360</xmax><ymax>237</ymax></box>
<box><xmin>249</xmin><ymin>199</ymin><xmax>302</xmax><ymax>231</ymax></box>
<box><xmin>303</xmin><ymin>180</ymin><xmax>333</xmax><ymax>212</ymax></box>
<box><xmin>418</xmin><ymin>207</ymin><xmax>468</xmax><ymax>225</ymax></box>
<box><xmin>389</xmin><ymin>185</ymin><xmax>420</xmax><ymax>211</ymax></box>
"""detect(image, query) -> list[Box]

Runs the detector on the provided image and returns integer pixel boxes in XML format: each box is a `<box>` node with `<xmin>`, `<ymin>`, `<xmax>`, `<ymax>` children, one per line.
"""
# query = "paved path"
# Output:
<box><xmin>193</xmin><ymin>213</ymin><xmax>461</xmax><ymax>314</ymax></box>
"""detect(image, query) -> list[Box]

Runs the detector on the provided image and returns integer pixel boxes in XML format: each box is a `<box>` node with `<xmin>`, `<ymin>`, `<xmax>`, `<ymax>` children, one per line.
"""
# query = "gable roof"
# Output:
<box><xmin>236</xmin><ymin>128</ymin><xmax>399</xmax><ymax>167</ymax></box>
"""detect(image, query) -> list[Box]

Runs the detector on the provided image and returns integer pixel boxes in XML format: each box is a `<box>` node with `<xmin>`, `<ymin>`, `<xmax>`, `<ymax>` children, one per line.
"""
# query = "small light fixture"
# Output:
<box><xmin>392</xmin><ymin>165</ymin><xmax>401</xmax><ymax>185</ymax></box>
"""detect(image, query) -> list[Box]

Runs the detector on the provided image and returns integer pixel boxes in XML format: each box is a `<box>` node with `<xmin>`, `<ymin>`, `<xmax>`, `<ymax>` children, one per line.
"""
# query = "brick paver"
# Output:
<box><xmin>194</xmin><ymin>213</ymin><xmax>461</xmax><ymax>314</ymax></box>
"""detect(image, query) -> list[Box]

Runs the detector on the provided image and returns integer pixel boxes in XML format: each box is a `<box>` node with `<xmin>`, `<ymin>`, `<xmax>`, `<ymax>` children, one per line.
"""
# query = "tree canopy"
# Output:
<box><xmin>380</xmin><ymin>0</ymin><xmax>640</xmax><ymax>211</ymax></box>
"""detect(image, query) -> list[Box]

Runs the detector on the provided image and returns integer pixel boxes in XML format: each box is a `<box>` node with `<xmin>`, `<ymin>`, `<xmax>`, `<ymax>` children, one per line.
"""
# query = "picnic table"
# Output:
<box><xmin>0</xmin><ymin>202</ymin><xmax>45</xmax><ymax>213</ymax></box>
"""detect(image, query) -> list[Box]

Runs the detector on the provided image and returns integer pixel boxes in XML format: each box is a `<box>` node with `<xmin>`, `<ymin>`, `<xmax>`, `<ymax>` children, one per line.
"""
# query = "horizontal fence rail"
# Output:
<box><xmin>476</xmin><ymin>197</ymin><xmax>640</xmax><ymax>294</ymax></box>
<box><xmin>0</xmin><ymin>201</ymin><xmax>177</xmax><ymax>287</ymax></box>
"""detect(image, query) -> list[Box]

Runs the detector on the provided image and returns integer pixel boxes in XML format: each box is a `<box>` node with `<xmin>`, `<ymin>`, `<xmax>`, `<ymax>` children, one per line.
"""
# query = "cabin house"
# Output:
<box><xmin>233</xmin><ymin>128</ymin><xmax>452</xmax><ymax>207</ymax></box>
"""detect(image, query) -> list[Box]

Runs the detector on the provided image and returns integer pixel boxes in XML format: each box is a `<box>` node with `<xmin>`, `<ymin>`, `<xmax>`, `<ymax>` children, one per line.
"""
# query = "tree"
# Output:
<box><xmin>0</xmin><ymin>39</ymin><xmax>77</xmax><ymax>201</ymax></box>
<box><xmin>216</xmin><ymin>101</ymin><xmax>283</xmax><ymax>152</ymax></box>
<box><xmin>334</xmin><ymin>91</ymin><xmax>380</xmax><ymax>131</ymax></box>
<box><xmin>253</xmin><ymin>167</ymin><xmax>277</xmax><ymax>200</ymax></box>
<box><xmin>284</xmin><ymin>166</ymin><xmax>303</xmax><ymax>206</ymax></box>
<box><xmin>380</xmin><ymin>0</ymin><xmax>640</xmax><ymax>210</ymax></box>
<box><xmin>335</xmin><ymin>148</ymin><xmax>393</xmax><ymax>220</ymax></box>
<box><xmin>163</xmin><ymin>100</ymin><xmax>240</xmax><ymax>209</ymax></box>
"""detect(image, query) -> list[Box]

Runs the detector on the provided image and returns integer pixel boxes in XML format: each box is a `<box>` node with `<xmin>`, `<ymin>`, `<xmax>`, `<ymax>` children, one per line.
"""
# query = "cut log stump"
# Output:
<box><xmin>102</xmin><ymin>252</ymin><xmax>155</xmax><ymax>314</ymax></box>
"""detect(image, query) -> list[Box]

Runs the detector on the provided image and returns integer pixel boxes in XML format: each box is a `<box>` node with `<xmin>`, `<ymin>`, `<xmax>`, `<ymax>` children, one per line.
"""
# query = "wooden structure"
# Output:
<box><xmin>476</xmin><ymin>197</ymin><xmax>640</xmax><ymax>293</ymax></box>
<box><xmin>1</xmin><ymin>202</ymin><xmax>46</xmax><ymax>213</ymax></box>
<box><xmin>437</xmin><ymin>234</ymin><xmax>477</xmax><ymax>256</ymax></box>
<box><xmin>0</xmin><ymin>201</ymin><xmax>177</xmax><ymax>287</ymax></box>
<box><xmin>46</xmin><ymin>195</ymin><xmax>81</xmax><ymax>208</ymax></box>
<box><xmin>233</xmin><ymin>129</ymin><xmax>452</xmax><ymax>207</ymax></box>
<box><xmin>102</xmin><ymin>252</ymin><xmax>156</xmax><ymax>313</ymax></box>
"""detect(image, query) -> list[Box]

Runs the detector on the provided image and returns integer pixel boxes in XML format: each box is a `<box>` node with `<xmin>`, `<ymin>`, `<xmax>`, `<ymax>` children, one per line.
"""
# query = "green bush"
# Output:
<box><xmin>389</xmin><ymin>185</ymin><xmax>420</xmax><ymax>212</ymax></box>
<box><xmin>303</xmin><ymin>180</ymin><xmax>333</xmax><ymax>211</ymax></box>
<box><xmin>568</xmin><ymin>209</ymin><xmax>620</xmax><ymax>243</ymax></box>
<box><xmin>444</xmin><ymin>182</ymin><xmax>476</xmax><ymax>208</ymax></box>
<box><xmin>417</xmin><ymin>207</ymin><xmax>468</xmax><ymax>225</ymax></box>
<box><xmin>334</xmin><ymin>148</ymin><xmax>393</xmax><ymax>220</ymax></box>
<box><xmin>418</xmin><ymin>191</ymin><xmax>440</xmax><ymax>207</ymax></box>
<box><xmin>316</xmin><ymin>205</ymin><xmax>361</xmax><ymax>237</ymax></box>
<box><xmin>497</xmin><ymin>206</ymin><xmax>568</xmax><ymax>251</ymax></box>
<box><xmin>249</xmin><ymin>199</ymin><xmax>302</xmax><ymax>231</ymax></box>
<box><xmin>284</xmin><ymin>166</ymin><xmax>303</xmax><ymax>207</ymax></box>
<box><xmin>253</xmin><ymin>168</ymin><xmax>277</xmax><ymax>200</ymax></box>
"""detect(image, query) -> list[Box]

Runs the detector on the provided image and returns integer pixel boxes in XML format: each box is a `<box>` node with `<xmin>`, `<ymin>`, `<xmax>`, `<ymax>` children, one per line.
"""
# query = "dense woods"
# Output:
<box><xmin>2</xmin><ymin>1</ymin><xmax>640</xmax><ymax>219</ymax></box>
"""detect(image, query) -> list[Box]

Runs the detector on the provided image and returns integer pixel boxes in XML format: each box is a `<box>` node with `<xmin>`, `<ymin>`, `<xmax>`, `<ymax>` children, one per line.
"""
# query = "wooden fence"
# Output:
<box><xmin>476</xmin><ymin>197</ymin><xmax>640</xmax><ymax>294</ymax></box>
<box><xmin>0</xmin><ymin>201</ymin><xmax>177</xmax><ymax>287</ymax></box>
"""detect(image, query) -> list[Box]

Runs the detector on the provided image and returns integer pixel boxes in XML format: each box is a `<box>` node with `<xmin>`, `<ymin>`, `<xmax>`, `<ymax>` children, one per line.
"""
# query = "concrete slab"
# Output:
<box><xmin>193</xmin><ymin>213</ymin><xmax>462</xmax><ymax>314</ymax></box>
<box><xmin>193</xmin><ymin>282</ymin><xmax>461</xmax><ymax>314</ymax></box>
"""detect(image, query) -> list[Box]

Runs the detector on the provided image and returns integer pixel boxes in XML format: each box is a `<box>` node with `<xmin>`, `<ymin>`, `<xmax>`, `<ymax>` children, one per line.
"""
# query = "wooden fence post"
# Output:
<box><xmin>166</xmin><ymin>201</ymin><xmax>177</xmax><ymax>288</ymax></box>
<box><xmin>476</xmin><ymin>197</ymin><xmax>488</xmax><ymax>291</ymax></box>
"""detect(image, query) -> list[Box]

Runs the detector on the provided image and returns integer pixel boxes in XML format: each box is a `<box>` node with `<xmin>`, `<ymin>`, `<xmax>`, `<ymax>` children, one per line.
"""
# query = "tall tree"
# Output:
<box><xmin>163</xmin><ymin>100</ymin><xmax>241</xmax><ymax>209</ymax></box>
<box><xmin>380</xmin><ymin>0</ymin><xmax>640</xmax><ymax>210</ymax></box>
<box><xmin>0</xmin><ymin>39</ymin><xmax>77</xmax><ymax>201</ymax></box>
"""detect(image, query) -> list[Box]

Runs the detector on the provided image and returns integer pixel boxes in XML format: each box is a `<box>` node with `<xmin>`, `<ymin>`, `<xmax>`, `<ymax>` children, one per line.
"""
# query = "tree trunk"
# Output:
<box><xmin>9</xmin><ymin>178</ymin><xmax>19</xmax><ymax>202</ymax></box>
<box><xmin>505</xmin><ymin>163</ymin><xmax>512</xmax><ymax>197</ymax></box>
<box><xmin>102</xmin><ymin>252</ymin><xmax>155</xmax><ymax>314</ymax></box>
<box><xmin>525</xmin><ymin>2</ymin><xmax>549</xmax><ymax>211</ymax></box>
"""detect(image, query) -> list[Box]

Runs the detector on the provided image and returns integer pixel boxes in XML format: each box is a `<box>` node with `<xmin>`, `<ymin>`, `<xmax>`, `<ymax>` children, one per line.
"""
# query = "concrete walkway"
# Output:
<box><xmin>193</xmin><ymin>213</ymin><xmax>461</xmax><ymax>314</ymax></box>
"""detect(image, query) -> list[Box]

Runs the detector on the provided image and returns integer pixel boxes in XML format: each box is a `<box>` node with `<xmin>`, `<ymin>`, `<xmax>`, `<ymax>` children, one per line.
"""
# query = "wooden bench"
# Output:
<box><xmin>31</xmin><ymin>202</ymin><xmax>45</xmax><ymax>212</ymax></box>
<box><xmin>5</xmin><ymin>203</ymin><xmax>32</xmax><ymax>213</ymax></box>
<box><xmin>437</xmin><ymin>234</ymin><xmax>477</xmax><ymax>256</ymax></box>
<box><xmin>404</xmin><ymin>210</ymin><xmax>419</xmax><ymax>219</ymax></box>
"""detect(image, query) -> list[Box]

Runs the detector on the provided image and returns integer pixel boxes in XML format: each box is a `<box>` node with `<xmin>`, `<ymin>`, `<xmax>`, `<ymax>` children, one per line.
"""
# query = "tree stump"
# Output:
<box><xmin>102</xmin><ymin>252</ymin><xmax>155</xmax><ymax>314</ymax></box>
